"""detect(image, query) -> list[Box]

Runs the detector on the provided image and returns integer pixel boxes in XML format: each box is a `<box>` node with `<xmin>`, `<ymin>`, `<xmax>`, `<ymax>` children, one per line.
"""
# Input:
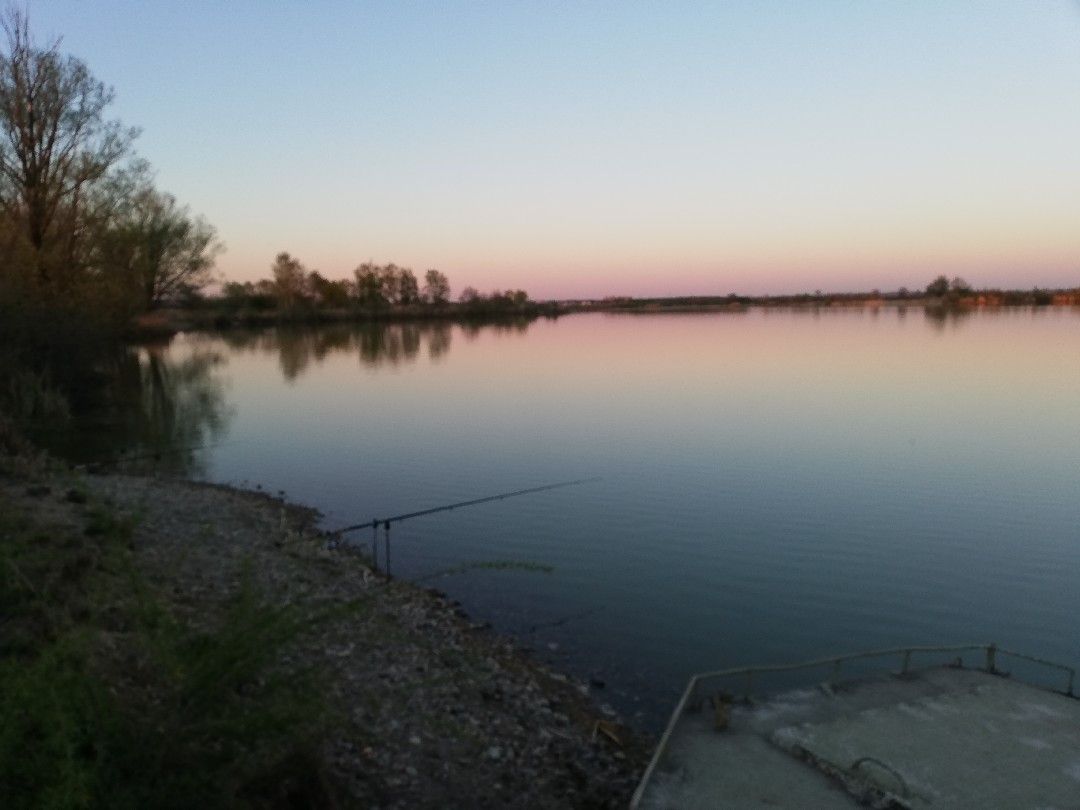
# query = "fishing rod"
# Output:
<box><xmin>332</xmin><ymin>477</ymin><xmax>601</xmax><ymax>535</ymax></box>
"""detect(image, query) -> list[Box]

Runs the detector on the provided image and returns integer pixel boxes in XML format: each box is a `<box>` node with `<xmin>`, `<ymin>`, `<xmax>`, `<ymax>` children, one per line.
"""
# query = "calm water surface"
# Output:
<box><xmin>61</xmin><ymin>309</ymin><xmax>1080</xmax><ymax>728</ymax></box>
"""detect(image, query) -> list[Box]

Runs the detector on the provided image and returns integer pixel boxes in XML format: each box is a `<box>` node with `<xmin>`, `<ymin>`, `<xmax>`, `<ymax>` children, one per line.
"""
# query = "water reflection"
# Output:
<box><xmin>461</xmin><ymin>318</ymin><xmax>531</xmax><ymax>342</ymax></box>
<box><xmin>211</xmin><ymin>319</ymin><xmax>534</xmax><ymax>381</ymax></box>
<box><xmin>428</xmin><ymin>324</ymin><xmax>451</xmax><ymax>359</ymax></box>
<box><xmin>35</xmin><ymin>342</ymin><xmax>233</xmax><ymax>475</ymax></box>
<box><xmin>40</xmin><ymin>307</ymin><xmax>1080</xmax><ymax>731</ymax></box>
<box><xmin>923</xmin><ymin>304</ymin><xmax>975</xmax><ymax>331</ymax></box>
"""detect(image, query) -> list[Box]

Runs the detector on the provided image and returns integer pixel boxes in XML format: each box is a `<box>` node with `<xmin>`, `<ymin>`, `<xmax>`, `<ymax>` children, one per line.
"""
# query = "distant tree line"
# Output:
<box><xmin>217</xmin><ymin>252</ymin><xmax>535</xmax><ymax>319</ymax></box>
<box><xmin>585</xmin><ymin>276</ymin><xmax>1080</xmax><ymax>313</ymax></box>
<box><xmin>918</xmin><ymin>274</ymin><xmax>1072</xmax><ymax>306</ymax></box>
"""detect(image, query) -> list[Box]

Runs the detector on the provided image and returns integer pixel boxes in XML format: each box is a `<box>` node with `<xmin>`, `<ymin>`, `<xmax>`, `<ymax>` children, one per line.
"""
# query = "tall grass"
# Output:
<box><xmin>0</xmin><ymin>497</ymin><xmax>337</xmax><ymax>808</ymax></box>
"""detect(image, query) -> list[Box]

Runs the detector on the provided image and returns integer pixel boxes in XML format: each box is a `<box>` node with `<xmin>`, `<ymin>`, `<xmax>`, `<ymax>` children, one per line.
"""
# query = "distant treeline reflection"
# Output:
<box><xmin>215</xmin><ymin>320</ymin><xmax>530</xmax><ymax>381</ymax></box>
<box><xmin>20</xmin><ymin>320</ymin><xmax>534</xmax><ymax>469</ymax></box>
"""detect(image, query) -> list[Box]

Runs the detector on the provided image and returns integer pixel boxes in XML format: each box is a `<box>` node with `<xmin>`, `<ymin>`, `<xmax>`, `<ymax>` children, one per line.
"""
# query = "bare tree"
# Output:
<box><xmin>379</xmin><ymin>263</ymin><xmax>402</xmax><ymax>304</ymax></box>
<box><xmin>0</xmin><ymin>8</ymin><xmax>136</xmax><ymax>289</ymax></box>
<box><xmin>926</xmin><ymin>275</ymin><xmax>949</xmax><ymax>298</ymax></box>
<box><xmin>121</xmin><ymin>186</ymin><xmax>220</xmax><ymax>308</ymax></box>
<box><xmin>354</xmin><ymin>261</ymin><xmax>385</xmax><ymax>307</ymax></box>
<box><xmin>307</xmin><ymin>270</ymin><xmax>351</xmax><ymax>307</ymax></box>
<box><xmin>423</xmin><ymin>268</ymin><xmax>450</xmax><ymax>304</ymax></box>
<box><xmin>949</xmin><ymin>276</ymin><xmax>971</xmax><ymax>294</ymax></box>
<box><xmin>271</xmin><ymin>251</ymin><xmax>307</xmax><ymax>309</ymax></box>
<box><xmin>85</xmin><ymin>162</ymin><xmax>220</xmax><ymax>310</ymax></box>
<box><xmin>397</xmin><ymin>267</ymin><xmax>419</xmax><ymax>304</ymax></box>
<box><xmin>138</xmin><ymin>191</ymin><xmax>220</xmax><ymax>308</ymax></box>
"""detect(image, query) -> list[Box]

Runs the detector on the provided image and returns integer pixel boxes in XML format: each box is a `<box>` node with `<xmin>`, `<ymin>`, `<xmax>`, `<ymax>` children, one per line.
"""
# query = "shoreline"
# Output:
<box><xmin>1</xmin><ymin>458</ymin><xmax>649</xmax><ymax>807</ymax></box>
<box><xmin>130</xmin><ymin>296</ymin><xmax>1080</xmax><ymax>340</ymax></box>
<box><xmin>131</xmin><ymin>303</ymin><xmax>566</xmax><ymax>339</ymax></box>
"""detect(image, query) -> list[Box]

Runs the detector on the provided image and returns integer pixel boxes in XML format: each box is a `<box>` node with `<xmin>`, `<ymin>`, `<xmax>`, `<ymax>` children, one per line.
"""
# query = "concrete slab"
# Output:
<box><xmin>636</xmin><ymin>668</ymin><xmax>1080</xmax><ymax>809</ymax></box>
<box><xmin>774</xmin><ymin>674</ymin><xmax>1080</xmax><ymax>808</ymax></box>
<box><xmin>638</xmin><ymin>706</ymin><xmax>857</xmax><ymax>809</ymax></box>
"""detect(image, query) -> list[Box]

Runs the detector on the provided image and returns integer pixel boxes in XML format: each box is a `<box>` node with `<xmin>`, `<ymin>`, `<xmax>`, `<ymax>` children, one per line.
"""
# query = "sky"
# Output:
<box><xmin>30</xmin><ymin>1</ymin><xmax>1080</xmax><ymax>299</ymax></box>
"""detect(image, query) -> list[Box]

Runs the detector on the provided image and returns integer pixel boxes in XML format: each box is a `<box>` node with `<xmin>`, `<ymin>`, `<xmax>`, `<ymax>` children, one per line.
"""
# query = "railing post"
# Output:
<box><xmin>371</xmin><ymin>522</ymin><xmax>378</xmax><ymax>571</ymax></box>
<box><xmin>384</xmin><ymin>520</ymin><xmax>391</xmax><ymax>574</ymax></box>
<box><xmin>985</xmin><ymin>643</ymin><xmax>997</xmax><ymax>674</ymax></box>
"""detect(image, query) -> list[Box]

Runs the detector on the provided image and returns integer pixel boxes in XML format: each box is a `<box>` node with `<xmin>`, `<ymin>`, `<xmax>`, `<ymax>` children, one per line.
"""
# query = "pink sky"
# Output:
<box><xmin>37</xmin><ymin>1</ymin><xmax>1080</xmax><ymax>300</ymax></box>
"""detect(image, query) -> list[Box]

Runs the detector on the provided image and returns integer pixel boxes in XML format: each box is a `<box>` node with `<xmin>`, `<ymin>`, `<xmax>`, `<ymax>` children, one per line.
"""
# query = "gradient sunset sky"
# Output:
<box><xmin>33</xmin><ymin>1</ymin><xmax>1080</xmax><ymax>299</ymax></box>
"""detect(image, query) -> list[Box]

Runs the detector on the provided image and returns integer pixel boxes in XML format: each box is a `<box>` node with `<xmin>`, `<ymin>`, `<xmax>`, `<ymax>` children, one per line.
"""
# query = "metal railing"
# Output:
<box><xmin>630</xmin><ymin>642</ymin><xmax>1076</xmax><ymax>809</ymax></box>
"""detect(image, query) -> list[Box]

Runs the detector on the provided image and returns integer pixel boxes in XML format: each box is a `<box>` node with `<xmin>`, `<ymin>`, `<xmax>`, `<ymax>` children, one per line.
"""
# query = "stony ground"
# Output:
<box><xmin>4</xmin><ymin>467</ymin><xmax>648</xmax><ymax>808</ymax></box>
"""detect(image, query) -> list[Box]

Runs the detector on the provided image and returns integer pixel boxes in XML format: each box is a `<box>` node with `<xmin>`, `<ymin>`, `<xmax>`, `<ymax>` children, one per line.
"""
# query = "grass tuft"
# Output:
<box><xmin>0</xmin><ymin>489</ymin><xmax>338</xmax><ymax>809</ymax></box>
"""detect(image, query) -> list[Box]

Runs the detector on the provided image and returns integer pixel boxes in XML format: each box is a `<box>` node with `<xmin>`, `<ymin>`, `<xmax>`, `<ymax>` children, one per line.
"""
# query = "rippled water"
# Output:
<box><xmin>56</xmin><ymin>308</ymin><xmax>1080</xmax><ymax>728</ymax></box>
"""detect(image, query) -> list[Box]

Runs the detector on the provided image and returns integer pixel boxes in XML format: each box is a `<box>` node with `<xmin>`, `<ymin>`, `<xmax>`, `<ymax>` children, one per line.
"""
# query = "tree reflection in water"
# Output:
<box><xmin>922</xmin><ymin>304</ymin><xmax>974</xmax><ymax>332</ymax></box>
<box><xmin>226</xmin><ymin>320</ymin><xmax>531</xmax><ymax>382</ymax></box>
<box><xmin>36</xmin><ymin>342</ymin><xmax>234</xmax><ymax>476</ymax></box>
<box><xmin>38</xmin><ymin>319</ymin><xmax>533</xmax><ymax>470</ymax></box>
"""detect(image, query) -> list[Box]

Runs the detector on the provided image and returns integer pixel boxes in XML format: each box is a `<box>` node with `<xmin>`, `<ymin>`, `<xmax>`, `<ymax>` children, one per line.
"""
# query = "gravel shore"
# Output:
<box><xmin>7</xmin><ymin>468</ymin><xmax>648</xmax><ymax>807</ymax></box>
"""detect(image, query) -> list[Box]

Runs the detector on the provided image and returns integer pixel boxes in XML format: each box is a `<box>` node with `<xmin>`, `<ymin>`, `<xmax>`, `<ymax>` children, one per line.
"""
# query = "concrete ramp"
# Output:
<box><xmin>636</xmin><ymin>667</ymin><xmax>1080</xmax><ymax>809</ymax></box>
<box><xmin>772</xmin><ymin>675</ymin><xmax>1080</xmax><ymax>809</ymax></box>
<box><xmin>638</xmin><ymin>707</ymin><xmax>855</xmax><ymax>809</ymax></box>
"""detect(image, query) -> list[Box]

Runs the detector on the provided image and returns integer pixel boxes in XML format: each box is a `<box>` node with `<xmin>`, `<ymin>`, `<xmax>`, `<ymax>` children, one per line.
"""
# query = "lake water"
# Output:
<box><xmin>56</xmin><ymin>308</ymin><xmax>1080</xmax><ymax>729</ymax></box>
